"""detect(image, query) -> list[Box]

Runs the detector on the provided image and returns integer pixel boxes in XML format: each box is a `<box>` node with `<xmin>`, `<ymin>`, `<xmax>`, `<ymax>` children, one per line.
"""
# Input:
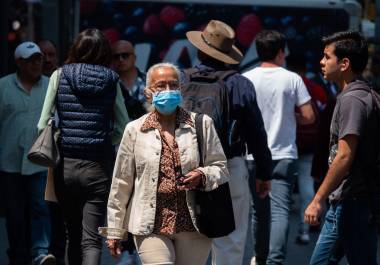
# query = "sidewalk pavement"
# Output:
<box><xmin>1</xmin><ymin>194</ymin><xmax>379</xmax><ymax>265</ymax></box>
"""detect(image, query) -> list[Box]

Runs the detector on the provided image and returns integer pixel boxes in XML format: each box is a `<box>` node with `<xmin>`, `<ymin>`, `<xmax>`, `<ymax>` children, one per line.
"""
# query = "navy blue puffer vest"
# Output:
<box><xmin>56</xmin><ymin>63</ymin><xmax>119</xmax><ymax>161</ymax></box>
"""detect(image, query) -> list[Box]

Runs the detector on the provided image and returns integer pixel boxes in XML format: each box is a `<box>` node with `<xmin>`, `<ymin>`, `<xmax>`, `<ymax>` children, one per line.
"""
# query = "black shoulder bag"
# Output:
<box><xmin>194</xmin><ymin>113</ymin><xmax>235</xmax><ymax>238</ymax></box>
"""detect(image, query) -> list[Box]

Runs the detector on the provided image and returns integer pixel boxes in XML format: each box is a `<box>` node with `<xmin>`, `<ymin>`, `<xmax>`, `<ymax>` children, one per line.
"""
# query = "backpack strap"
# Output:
<box><xmin>369</xmin><ymin>87</ymin><xmax>380</xmax><ymax>116</ymax></box>
<box><xmin>214</xmin><ymin>70</ymin><xmax>238</xmax><ymax>81</ymax></box>
<box><xmin>184</xmin><ymin>68</ymin><xmax>202</xmax><ymax>82</ymax></box>
<box><xmin>195</xmin><ymin>113</ymin><xmax>205</xmax><ymax>167</ymax></box>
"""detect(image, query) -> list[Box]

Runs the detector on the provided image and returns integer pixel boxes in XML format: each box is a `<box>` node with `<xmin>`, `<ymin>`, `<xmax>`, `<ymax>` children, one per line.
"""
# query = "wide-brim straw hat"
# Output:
<box><xmin>186</xmin><ymin>20</ymin><xmax>243</xmax><ymax>65</ymax></box>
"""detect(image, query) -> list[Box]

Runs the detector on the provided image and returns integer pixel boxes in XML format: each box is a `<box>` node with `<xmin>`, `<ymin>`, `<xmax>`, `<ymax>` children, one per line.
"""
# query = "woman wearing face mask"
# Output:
<box><xmin>100</xmin><ymin>62</ymin><xmax>229</xmax><ymax>265</ymax></box>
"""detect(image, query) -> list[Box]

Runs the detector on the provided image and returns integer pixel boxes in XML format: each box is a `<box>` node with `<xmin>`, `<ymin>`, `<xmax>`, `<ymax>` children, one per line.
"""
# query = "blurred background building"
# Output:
<box><xmin>0</xmin><ymin>0</ymin><xmax>377</xmax><ymax>76</ymax></box>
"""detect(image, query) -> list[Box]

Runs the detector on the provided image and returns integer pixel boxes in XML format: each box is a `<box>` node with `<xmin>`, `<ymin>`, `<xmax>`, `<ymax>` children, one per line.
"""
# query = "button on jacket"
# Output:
<box><xmin>103</xmin><ymin>110</ymin><xmax>229</xmax><ymax>239</ymax></box>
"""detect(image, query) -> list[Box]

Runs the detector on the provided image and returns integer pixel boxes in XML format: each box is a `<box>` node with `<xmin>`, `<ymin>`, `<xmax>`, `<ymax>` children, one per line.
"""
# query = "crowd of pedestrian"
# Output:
<box><xmin>0</xmin><ymin>18</ymin><xmax>379</xmax><ymax>265</ymax></box>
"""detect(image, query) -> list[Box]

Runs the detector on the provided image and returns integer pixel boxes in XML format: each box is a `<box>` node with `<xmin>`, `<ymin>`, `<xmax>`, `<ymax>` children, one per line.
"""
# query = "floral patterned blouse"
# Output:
<box><xmin>141</xmin><ymin>108</ymin><xmax>196</xmax><ymax>235</ymax></box>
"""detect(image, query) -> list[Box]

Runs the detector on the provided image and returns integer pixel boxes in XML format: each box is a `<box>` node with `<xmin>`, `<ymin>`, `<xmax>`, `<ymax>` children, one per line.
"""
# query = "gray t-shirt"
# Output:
<box><xmin>328</xmin><ymin>79</ymin><xmax>379</xmax><ymax>201</ymax></box>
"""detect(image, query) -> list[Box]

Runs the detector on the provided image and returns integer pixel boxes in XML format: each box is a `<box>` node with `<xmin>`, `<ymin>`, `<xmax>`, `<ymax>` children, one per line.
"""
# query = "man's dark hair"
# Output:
<box><xmin>65</xmin><ymin>28</ymin><xmax>112</xmax><ymax>66</ymax></box>
<box><xmin>255</xmin><ymin>30</ymin><xmax>286</xmax><ymax>62</ymax></box>
<box><xmin>322</xmin><ymin>31</ymin><xmax>368</xmax><ymax>74</ymax></box>
<box><xmin>197</xmin><ymin>50</ymin><xmax>225</xmax><ymax>68</ymax></box>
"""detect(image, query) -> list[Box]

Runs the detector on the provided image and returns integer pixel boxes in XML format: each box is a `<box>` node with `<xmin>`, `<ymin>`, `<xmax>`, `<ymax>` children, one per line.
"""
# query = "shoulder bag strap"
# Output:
<box><xmin>195</xmin><ymin>113</ymin><xmax>205</xmax><ymax>167</ymax></box>
<box><xmin>53</xmin><ymin>68</ymin><xmax>61</xmax><ymax>126</ymax></box>
<box><xmin>51</xmin><ymin>68</ymin><xmax>61</xmax><ymax>114</ymax></box>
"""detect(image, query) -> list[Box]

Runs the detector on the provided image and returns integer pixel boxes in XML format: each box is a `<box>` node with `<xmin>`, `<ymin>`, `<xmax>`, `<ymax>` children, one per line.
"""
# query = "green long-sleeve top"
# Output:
<box><xmin>37</xmin><ymin>69</ymin><xmax>129</xmax><ymax>145</ymax></box>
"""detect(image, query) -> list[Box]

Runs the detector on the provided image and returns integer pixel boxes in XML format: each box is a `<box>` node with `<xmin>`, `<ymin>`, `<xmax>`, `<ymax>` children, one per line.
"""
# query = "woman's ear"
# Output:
<box><xmin>144</xmin><ymin>87</ymin><xmax>153</xmax><ymax>103</ymax></box>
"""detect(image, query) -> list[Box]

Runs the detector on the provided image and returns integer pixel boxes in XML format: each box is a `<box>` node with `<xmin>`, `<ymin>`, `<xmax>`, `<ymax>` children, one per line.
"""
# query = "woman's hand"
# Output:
<box><xmin>178</xmin><ymin>170</ymin><xmax>203</xmax><ymax>190</ymax></box>
<box><xmin>106</xmin><ymin>239</ymin><xmax>122</xmax><ymax>257</ymax></box>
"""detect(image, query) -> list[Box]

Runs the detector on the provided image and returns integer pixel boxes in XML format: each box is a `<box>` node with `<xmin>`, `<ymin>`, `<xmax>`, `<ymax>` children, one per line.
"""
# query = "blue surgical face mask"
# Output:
<box><xmin>152</xmin><ymin>90</ymin><xmax>183</xmax><ymax>115</ymax></box>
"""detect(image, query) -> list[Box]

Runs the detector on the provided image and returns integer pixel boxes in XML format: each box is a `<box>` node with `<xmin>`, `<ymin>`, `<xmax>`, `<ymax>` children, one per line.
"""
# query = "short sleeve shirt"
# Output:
<box><xmin>243</xmin><ymin>67</ymin><xmax>311</xmax><ymax>160</ymax></box>
<box><xmin>328</xmin><ymin>80</ymin><xmax>378</xmax><ymax>201</ymax></box>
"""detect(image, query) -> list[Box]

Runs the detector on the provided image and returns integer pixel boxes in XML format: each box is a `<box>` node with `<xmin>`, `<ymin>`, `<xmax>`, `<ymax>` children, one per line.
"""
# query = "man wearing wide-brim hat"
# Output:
<box><xmin>182</xmin><ymin>20</ymin><xmax>273</xmax><ymax>265</ymax></box>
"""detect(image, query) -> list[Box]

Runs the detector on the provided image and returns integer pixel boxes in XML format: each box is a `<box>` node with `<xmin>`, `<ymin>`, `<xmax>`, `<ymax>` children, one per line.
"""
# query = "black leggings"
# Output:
<box><xmin>54</xmin><ymin>157</ymin><xmax>112</xmax><ymax>265</ymax></box>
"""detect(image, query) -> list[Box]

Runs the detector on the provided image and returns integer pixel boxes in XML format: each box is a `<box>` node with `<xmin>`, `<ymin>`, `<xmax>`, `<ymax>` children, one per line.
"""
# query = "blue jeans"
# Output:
<box><xmin>310</xmin><ymin>196</ymin><xmax>379</xmax><ymax>265</ymax></box>
<box><xmin>250</xmin><ymin>159</ymin><xmax>296</xmax><ymax>265</ymax></box>
<box><xmin>296</xmin><ymin>154</ymin><xmax>315</xmax><ymax>233</ymax></box>
<box><xmin>0</xmin><ymin>171</ymin><xmax>51</xmax><ymax>265</ymax></box>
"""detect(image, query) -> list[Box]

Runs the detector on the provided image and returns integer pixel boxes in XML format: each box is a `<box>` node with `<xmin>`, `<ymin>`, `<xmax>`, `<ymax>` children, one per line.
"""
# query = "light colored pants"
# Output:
<box><xmin>212</xmin><ymin>156</ymin><xmax>250</xmax><ymax>265</ymax></box>
<box><xmin>134</xmin><ymin>232</ymin><xmax>211</xmax><ymax>265</ymax></box>
<box><xmin>251</xmin><ymin>159</ymin><xmax>296</xmax><ymax>265</ymax></box>
<box><xmin>296</xmin><ymin>153</ymin><xmax>315</xmax><ymax>233</ymax></box>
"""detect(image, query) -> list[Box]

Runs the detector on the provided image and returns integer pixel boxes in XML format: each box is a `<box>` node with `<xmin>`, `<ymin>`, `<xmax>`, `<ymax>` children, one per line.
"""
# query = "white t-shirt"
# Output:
<box><xmin>243</xmin><ymin>66</ymin><xmax>311</xmax><ymax>160</ymax></box>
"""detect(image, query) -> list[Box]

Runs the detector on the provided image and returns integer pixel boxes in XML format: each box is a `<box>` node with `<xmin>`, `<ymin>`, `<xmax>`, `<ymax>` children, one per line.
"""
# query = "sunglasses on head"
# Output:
<box><xmin>112</xmin><ymin>52</ymin><xmax>133</xmax><ymax>60</ymax></box>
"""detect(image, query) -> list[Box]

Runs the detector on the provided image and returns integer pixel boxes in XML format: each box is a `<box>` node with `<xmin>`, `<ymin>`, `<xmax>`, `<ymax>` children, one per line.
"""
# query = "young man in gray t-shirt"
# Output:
<box><xmin>305</xmin><ymin>31</ymin><xmax>380</xmax><ymax>265</ymax></box>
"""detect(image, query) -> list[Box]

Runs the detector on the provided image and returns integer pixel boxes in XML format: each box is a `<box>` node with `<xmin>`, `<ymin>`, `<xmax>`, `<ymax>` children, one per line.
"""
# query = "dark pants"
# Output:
<box><xmin>0</xmin><ymin>171</ymin><xmax>51</xmax><ymax>265</ymax></box>
<box><xmin>48</xmin><ymin>202</ymin><xmax>66</xmax><ymax>265</ymax></box>
<box><xmin>54</xmin><ymin>157</ymin><xmax>112</xmax><ymax>265</ymax></box>
<box><xmin>247</xmin><ymin>160</ymin><xmax>270</xmax><ymax>265</ymax></box>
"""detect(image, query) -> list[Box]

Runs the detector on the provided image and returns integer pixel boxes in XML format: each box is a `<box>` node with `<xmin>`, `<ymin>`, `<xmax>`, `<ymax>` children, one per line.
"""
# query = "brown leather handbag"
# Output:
<box><xmin>27</xmin><ymin>117</ymin><xmax>60</xmax><ymax>168</ymax></box>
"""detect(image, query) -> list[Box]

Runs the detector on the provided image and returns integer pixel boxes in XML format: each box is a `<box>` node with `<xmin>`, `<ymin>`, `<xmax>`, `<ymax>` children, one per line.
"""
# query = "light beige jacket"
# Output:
<box><xmin>100</xmin><ymin>111</ymin><xmax>229</xmax><ymax>239</ymax></box>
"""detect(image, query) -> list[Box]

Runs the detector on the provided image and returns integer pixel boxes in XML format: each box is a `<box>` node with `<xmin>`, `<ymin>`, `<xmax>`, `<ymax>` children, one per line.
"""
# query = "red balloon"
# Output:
<box><xmin>143</xmin><ymin>14</ymin><xmax>166</xmax><ymax>36</ymax></box>
<box><xmin>160</xmin><ymin>5</ymin><xmax>185</xmax><ymax>28</ymax></box>
<box><xmin>103</xmin><ymin>28</ymin><xmax>120</xmax><ymax>44</ymax></box>
<box><xmin>236</xmin><ymin>14</ymin><xmax>262</xmax><ymax>48</ymax></box>
<box><xmin>7</xmin><ymin>32</ymin><xmax>16</xmax><ymax>42</ymax></box>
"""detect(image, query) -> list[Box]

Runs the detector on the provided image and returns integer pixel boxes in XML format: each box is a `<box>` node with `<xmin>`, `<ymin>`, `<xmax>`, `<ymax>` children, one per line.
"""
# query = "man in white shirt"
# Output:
<box><xmin>243</xmin><ymin>30</ymin><xmax>315</xmax><ymax>265</ymax></box>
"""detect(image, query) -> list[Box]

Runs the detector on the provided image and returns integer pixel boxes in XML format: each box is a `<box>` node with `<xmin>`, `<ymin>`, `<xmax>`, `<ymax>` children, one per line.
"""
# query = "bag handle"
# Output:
<box><xmin>195</xmin><ymin>113</ymin><xmax>204</xmax><ymax>167</ymax></box>
<box><xmin>51</xmin><ymin>68</ymin><xmax>62</xmax><ymax>128</ymax></box>
<box><xmin>50</xmin><ymin>68</ymin><xmax>61</xmax><ymax>115</ymax></box>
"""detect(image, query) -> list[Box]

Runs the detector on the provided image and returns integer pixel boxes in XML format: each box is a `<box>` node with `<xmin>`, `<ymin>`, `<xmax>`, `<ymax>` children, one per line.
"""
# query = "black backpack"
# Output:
<box><xmin>182</xmin><ymin>68</ymin><xmax>236</xmax><ymax>154</ymax></box>
<box><xmin>352</xmin><ymin>80</ymin><xmax>380</xmax><ymax>182</ymax></box>
<box><xmin>368</xmin><ymin>85</ymin><xmax>380</xmax><ymax>179</ymax></box>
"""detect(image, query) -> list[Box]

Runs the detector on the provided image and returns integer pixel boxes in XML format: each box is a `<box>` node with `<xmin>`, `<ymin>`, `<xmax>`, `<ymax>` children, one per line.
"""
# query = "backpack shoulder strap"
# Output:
<box><xmin>370</xmin><ymin>88</ymin><xmax>380</xmax><ymax>116</ymax></box>
<box><xmin>195</xmin><ymin>113</ymin><xmax>204</xmax><ymax>167</ymax></box>
<box><xmin>363</xmin><ymin>80</ymin><xmax>380</xmax><ymax>116</ymax></box>
<box><xmin>214</xmin><ymin>70</ymin><xmax>238</xmax><ymax>81</ymax></box>
<box><xmin>184</xmin><ymin>68</ymin><xmax>201</xmax><ymax>82</ymax></box>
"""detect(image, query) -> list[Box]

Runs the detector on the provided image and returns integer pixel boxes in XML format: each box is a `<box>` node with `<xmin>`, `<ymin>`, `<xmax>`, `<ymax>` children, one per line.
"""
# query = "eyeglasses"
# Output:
<box><xmin>151</xmin><ymin>81</ymin><xmax>180</xmax><ymax>91</ymax></box>
<box><xmin>112</xmin><ymin>52</ymin><xmax>133</xmax><ymax>61</ymax></box>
